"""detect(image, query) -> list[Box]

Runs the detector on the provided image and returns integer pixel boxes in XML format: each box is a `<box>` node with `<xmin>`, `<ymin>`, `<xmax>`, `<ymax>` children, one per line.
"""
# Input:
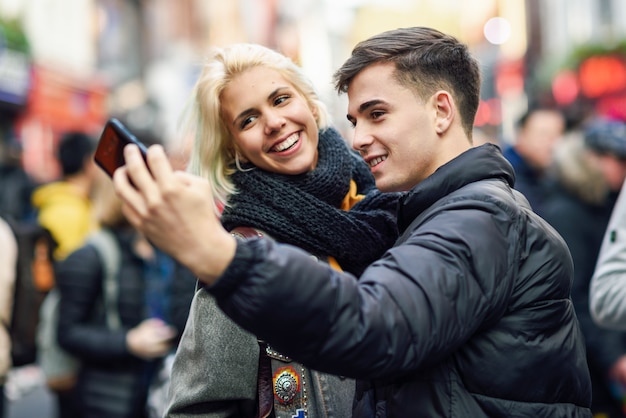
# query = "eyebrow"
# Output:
<box><xmin>358</xmin><ymin>99</ymin><xmax>385</xmax><ymax>114</ymax></box>
<box><xmin>232</xmin><ymin>86</ymin><xmax>288</xmax><ymax>127</ymax></box>
<box><xmin>347</xmin><ymin>99</ymin><xmax>386</xmax><ymax>122</ymax></box>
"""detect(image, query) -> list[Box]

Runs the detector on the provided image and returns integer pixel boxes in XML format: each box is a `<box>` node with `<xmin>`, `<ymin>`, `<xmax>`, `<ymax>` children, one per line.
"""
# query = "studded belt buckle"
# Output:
<box><xmin>263</xmin><ymin>342</ymin><xmax>292</xmax><ymax>363</ymax></box>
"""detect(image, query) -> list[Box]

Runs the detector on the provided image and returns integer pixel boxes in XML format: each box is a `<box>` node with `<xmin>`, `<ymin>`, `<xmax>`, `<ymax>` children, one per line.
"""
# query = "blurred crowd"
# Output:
<box><xmin>0</xmin><ymin>119</ymin><xmax>196</xmax><ymax>418</ymax></box>
<box><xmin>502</xmin><ymin>107</ymin><xmax>626</xmax><ymax>417</ymax></box>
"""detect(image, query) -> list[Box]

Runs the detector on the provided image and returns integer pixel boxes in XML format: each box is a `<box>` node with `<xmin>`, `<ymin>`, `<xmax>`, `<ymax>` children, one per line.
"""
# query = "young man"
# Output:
<box><xmin>114</xmin><ymin>27</ymin><xmax>592</xmax><ymax>417</ymax></box>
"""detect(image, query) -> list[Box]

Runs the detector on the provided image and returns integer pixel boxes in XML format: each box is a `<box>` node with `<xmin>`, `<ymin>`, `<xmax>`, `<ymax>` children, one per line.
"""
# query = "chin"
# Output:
<box><xmin>374</xmin><ymin>181</ymin><xmax>393</xmax><ymax>193</ymax></box>
<box><xmin>283</xmin><ymin>163</ymin><xmax>314</xmax><ymax>175</ymax></box>
<box><xmin>377</xmin><ymin>179</ymin><xmax>409</xmax><ymax>193</ymax></box>
<box><xmin>289</xmin><ymin>156</ymin><xmax>317</xmax><ymax>174</ymax></box>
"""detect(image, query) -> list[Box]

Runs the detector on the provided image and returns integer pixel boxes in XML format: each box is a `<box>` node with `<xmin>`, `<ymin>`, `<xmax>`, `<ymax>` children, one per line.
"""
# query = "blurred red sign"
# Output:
<box><xmin>579</xmin><ymin>55</ymin><xmax>626</xmax><ymax>99</ymax></box>
<box><xmin>15</xmin><ymin>66</ymin><xmax>109</xmax><ymax>182</ymax></box>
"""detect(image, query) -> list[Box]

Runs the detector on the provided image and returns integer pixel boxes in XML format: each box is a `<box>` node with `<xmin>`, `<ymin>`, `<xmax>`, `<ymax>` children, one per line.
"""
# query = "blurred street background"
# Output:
<box><xmin>1</xmin><ymin>0</ymin><xmax>626</xmax><ymax>184</ymax></box>
<box><xmin>2</xmin><ymin>0</ymin><xmax>626</xmax><ymax>417</ymax></box>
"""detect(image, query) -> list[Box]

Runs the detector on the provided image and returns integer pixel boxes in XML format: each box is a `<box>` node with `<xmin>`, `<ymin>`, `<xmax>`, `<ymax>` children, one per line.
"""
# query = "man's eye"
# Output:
<box><xmin>371</xmin><ymin>110</ymin><xmax>385</xmax><ymax>119</ymax></box>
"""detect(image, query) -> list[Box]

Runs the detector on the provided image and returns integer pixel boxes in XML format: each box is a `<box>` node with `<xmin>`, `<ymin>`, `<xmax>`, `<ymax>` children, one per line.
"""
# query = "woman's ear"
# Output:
<box><xmin>231</xmin><ymin>146</ymin><xmax>249</xmax><ymax>164</ymax></box>
<box><xmin>433</xmin><ymin>90</ymin><xmax>454</xmax><ymax>135</ymax></box>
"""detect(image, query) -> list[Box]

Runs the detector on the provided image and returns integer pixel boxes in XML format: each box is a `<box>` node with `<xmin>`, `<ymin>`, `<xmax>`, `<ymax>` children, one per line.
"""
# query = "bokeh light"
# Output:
<box><xmin>483</xmin><ymin>17</ymin><xmax>511</xmax><ymax>45</ymax></box>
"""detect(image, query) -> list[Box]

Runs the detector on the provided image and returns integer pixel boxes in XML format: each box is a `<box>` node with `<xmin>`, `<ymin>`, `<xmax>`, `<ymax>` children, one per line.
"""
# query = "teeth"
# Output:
<box><xmin>273</xmin><ymin>133</ymin><xmax>299</xmax><ymax>152</ymax></box>
<box><xmin>369</xmin><ymin>156</ymin><xmax>387</xmax><ymax>167</ymax></box>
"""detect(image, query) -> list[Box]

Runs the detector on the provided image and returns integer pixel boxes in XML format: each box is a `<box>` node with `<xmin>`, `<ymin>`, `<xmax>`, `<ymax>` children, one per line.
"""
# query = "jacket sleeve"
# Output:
<box><xmin>208</xmin><ymin>204</ymin><xmax>515</xmax><ymax>380</ymax></box>
<box><xmin>590</xmin><ymin>180</ymin><xmax>626</xmax><ymax>330</ymax></box>
<box><xmin>56</xmin><ymin>244</ymin><xmax>130</xmax><ymax>361</ymax></box>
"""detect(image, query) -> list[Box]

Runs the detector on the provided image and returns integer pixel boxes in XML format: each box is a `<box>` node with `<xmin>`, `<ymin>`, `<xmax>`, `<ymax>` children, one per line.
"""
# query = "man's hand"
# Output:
<box><xmin>113</xmin><ymin>144</ymin><xmax>236</xmax><ymax>285</ymax></box>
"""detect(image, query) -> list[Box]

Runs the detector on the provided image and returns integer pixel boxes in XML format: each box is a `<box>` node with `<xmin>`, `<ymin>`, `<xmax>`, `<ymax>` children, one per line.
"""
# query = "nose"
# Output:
<box><xmin>264</xmin><ymin>110</ymin><xmax>286</xmax><ymax>135</ymax></box>
<box><xmin>351</xmin><ymin>126</ymin><xmax>373</xmax><ymax>156</ymax></box>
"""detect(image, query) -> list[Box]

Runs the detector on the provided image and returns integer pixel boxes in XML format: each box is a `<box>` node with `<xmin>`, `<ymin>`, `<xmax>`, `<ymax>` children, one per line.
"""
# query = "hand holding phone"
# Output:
<box><xmin>94</xmin><ymin>118</ymin><xmax>149</xmax><ymax>178</ymax></box>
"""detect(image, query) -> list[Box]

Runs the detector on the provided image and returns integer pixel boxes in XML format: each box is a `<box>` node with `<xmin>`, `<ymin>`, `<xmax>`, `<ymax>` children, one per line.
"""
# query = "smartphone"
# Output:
<box><xmin>94</xmin><ymin>118</ymin><xmax>149</xmax><ymax>178</ymax></box>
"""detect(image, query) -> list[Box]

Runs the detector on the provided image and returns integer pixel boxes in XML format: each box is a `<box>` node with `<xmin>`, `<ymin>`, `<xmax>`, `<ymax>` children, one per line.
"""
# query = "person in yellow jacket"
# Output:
<box><xmin>32</xmin><ymin>131</ymin><xmax>100</xmax><ymax>262</ymax></box>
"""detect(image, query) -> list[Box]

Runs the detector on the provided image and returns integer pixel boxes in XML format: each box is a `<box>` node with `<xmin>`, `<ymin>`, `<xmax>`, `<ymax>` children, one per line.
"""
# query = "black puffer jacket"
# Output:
<box><xmin>56</xmin><ymin>227</ymin><xmax>196</xmax><ymax>418</ymax></box>
<box><xmin>209</xmin><ymin>144</ymin><xmax>592</xmax><ymax>418</ymax></box>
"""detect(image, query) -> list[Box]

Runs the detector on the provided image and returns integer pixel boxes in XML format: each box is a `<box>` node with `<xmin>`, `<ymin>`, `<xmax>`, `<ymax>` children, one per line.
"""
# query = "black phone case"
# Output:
<box><xmin>94</xmin><ymin>118</ymin><xmax>148</xmax><ymax>178</ymax></box>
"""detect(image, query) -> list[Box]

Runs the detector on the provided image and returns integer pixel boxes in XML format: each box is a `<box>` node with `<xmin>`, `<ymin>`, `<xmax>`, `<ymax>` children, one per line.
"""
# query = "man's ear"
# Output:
<box><xmin>433</xmin><ymin>90</ymin><xmax>454</xmax><ymax>135</ymax></box>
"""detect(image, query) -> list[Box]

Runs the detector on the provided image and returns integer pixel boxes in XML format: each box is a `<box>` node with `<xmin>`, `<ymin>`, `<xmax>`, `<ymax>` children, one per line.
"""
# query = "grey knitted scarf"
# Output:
<box><xmin>221</xmin><ymin>127</ymin><xmax>399</xmax><ymax>276</ymax></box>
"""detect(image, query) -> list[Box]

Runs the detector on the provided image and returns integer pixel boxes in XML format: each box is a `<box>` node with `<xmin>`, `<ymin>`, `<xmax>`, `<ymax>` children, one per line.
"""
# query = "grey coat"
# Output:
<box><xmin>165</xmin><ymin>287</ymin><xmax>355</xmax><ymax>418</ymax></box>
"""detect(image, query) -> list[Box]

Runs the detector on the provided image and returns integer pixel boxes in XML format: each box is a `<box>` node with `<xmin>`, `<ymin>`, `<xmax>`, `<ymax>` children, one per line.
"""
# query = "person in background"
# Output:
<box><xmin>165</xmin><ymin>42</ymin><xmax>399</xmax><ymax>418</ymax></box>
<box><xmin>55</xmin><ymin>173</ymin><xmax>196</xmax><ymax>418</ymax></box>
<box><xmin>113</xmin><ymin>26</ymin><xmax>592</xmax><ymax>417</ymax></box>
<box><xmin>32</xmin><ymin>131</ymin><xmax>99</xmax><ymax>261</ymax></box>
<box><xmin>0</xmin><ymin>216</ymin><xmax>18</xmax><ymax>418</ymax></box>
<box><xmin>591</xmin><ymin>141</ymin><xmax>626</xmax><ymax>331</ymax></box>
<box><xmin>0</xmin><ymin>125</ymin><xmax>38</xmax><ymax>223</ymax></box>
<box><xmin>502</xmin><ymin>104</ymin><xmax>566</xmax><ymax>214</ymax></box>
<box><xmin>31</xmin><ymin>130</ymin><xmax>100</xmax><ymax>417</ymax></box>
<box><xmin>542</xmin><ymin>118</ymin><xmax>626</xmax><ymax>418</ymax></box>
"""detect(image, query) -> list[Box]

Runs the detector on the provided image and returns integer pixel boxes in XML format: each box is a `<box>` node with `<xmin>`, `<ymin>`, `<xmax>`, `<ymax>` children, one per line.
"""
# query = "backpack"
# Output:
<box><xmin>3</xmin><ymin>220</ymin><xmax>56</xmax><ymax>367</ymax></box>
<box><xmin>36</xmin><ymin>228</ymin><xmax>122</xmax><ymax>391</ymax></box>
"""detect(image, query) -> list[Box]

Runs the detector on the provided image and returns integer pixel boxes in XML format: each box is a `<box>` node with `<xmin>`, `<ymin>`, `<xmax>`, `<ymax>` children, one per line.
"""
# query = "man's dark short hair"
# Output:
<box><xmin>333</xmin><ymin>26</ymin><xmax>481</xmax><ymax>138</ymax></box>
<box><xmin>57</xmin><ymin>131</ymin><xmax>95</xmax><ymax>176</ymax></box>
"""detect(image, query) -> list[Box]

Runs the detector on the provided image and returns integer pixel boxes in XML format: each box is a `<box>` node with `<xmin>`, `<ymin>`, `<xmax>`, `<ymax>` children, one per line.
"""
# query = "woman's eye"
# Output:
<box><xmin>240</xmin><ymin>116</ymin><xmax>256</xmax><ymax>129</ymax></box>
<box><xmin>274</xmin><ymin>95</ymin><xmax>290</xmax><ymax>106</ymax></box>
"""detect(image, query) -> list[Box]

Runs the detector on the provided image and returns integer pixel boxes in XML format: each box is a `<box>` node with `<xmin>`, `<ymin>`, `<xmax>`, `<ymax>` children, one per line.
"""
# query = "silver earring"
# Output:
<box><xmin>235</xmin><ymin>151</ymin><xmax>255</xmax><ymax>172</ymax></box>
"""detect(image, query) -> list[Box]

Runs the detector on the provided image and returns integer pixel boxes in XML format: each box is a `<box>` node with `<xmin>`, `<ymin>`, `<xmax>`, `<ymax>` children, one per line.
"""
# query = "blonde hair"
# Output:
<box><xmin>181</xmin><ymin>43</ymin><xmax>330</xmax><ymax>213</ymax></box>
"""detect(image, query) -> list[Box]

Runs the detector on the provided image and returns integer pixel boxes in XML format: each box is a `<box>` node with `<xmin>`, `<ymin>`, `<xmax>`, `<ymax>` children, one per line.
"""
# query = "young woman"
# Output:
<box><xmin>165</xmin><ymin>43</ymin><xmax>400</xmax><ymax>418</ymax></box>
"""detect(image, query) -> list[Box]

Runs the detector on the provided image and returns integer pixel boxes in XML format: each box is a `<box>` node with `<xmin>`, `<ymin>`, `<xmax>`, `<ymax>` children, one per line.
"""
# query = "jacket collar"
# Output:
<box><xmin>397</xmin><ymin>143</ymin><xmax>515</xmax><ymax>233</ymax></box>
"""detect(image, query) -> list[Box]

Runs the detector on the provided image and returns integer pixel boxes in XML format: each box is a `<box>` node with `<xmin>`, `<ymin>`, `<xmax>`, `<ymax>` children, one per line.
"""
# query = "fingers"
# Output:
<box><xmin>146</xmin><ymin>144</ymin><xmax>176</xmax><ymax>186</ymax></box>
<box><xmin>112</xmin><ymin>142</ymin><xmax>232</xmax><ymax>280</ymax></box>
<box><xmin>114</xmin><ymin>144</ymin><xmax>177</xmax><ymax>223</ymax></box>
<box><xmin>125</xmin><ymin>144</ymin><xmax>162</xmax><ymax>204</ymax></box>
<box><xmin>113</xmin><ymin>164</ymin><xmax>146</xmax><ymax>226</ymax></box>
<box><xmin>174</xmin><ymin>170</ymin><xmax>196</xmax><ymax>185</ymax></box>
